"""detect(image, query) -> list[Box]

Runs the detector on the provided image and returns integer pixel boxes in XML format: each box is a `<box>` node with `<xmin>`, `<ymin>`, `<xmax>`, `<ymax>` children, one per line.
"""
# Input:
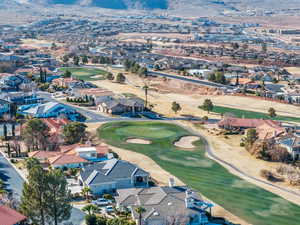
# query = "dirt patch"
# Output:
<box><xmin>126</xmin><ymin>138</ymin><xmax>151</xmax><ymax>144</ymax></box>
<box><xmin>174</xmin><ymin>136</ymin><xmax>200</xmax><ymax>149</ymax></box>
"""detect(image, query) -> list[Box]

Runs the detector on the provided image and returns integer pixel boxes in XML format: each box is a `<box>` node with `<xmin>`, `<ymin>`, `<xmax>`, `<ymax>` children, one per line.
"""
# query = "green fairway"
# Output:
<box><xmin>98</xmin><ymin>121</ymin><xmax>300</xmax><ymax>225</ymax></box>
<box><xmin>59</xmin><ymin>67</ymin><xmax>107</xmax><ymax>81</ymax></box>
<box><xmin>209</xmin><ymin>105</ymin><xmax>300</xmax><ymax>123</ymax></box>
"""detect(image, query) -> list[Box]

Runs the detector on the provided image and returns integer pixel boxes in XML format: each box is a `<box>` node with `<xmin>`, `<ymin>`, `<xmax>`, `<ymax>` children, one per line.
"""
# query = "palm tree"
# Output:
<box><xmin>142</xmin><ymin>85</ymin><xmax>149</xmax><ymax>109</ymax></box>
<box><xmin>135</xmin><ymin>206</ymin><xmax>146</xmax><ymax>225</ymax></box>
<box><xmin>81</xmin><ymin>186</ymin><xmax>91</xmax><ymax>201</ymax></box>
<box><xmin>82</xmin><ymin>204</ymin><xmax>98</xmax><ymax>215</ymax></box>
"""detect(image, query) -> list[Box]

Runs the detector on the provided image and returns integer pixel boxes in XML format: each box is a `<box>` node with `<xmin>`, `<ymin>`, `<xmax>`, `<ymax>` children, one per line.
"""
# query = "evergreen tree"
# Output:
<box><xmin>62</xmin><ymin>122</ymin><xmax>87</xmax><ymax>144</ymax></box>
<box><xmin>46</xmin><ymin>169</ymin><xmax>72</xmax><ymax>225</ymax></box>
<box><xmin>201</xmin><ymin>99</ymin><xmax>214</xmax><ymax>114</ymax></box>
<box><xmin>20</xmin><ymin>165</ymin><xmax>49</xmax><ymax>225</ymax></box>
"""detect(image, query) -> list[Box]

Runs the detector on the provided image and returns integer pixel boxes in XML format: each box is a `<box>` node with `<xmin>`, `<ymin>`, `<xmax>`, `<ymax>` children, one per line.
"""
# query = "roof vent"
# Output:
<box><xmin>153</xmin><ymin>212</ymin><xmax>159</xmax><ymax>216</ymax></box>
<box><xmin>168</xmin><ymin>177</ymin><xmax>175</xmax><ymax>187</ymax></box>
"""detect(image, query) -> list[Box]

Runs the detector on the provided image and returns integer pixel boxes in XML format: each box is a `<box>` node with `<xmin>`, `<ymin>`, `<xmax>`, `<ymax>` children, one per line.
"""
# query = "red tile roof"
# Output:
<box><xmin>48</xmin><ymin>154</ymin><xmax>88</xmax><ymax>166</ymax></box>
<box><xmin>0</xmin><ymin>205</ymin><xmax>27</xmax><ymax>225</ymax></box>
<box><xmin>218</xmin><ymin>117</ymin><xmax>280</xmax><ymax>129</ymax></box>
<box><xmin>28</xmin><ymin>150</ymin><xmax>60</xmax><ymax>159</ymax></box>
<box><xmin>41</xmin><ymin>118</ymin><xmax>69</xmax><ymax>134</ymax></box>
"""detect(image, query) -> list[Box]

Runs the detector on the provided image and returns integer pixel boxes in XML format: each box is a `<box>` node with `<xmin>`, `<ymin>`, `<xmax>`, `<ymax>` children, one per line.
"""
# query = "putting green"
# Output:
<box><xmin>98</xmin><ymin>121</ymin><xmax>300</xmax><ymax>225</ymax></box>
<box><xmin>116</xmin><ymin>125</ymin><xmax>176</xmax><ymax>139</ymax></box>
<box><xmin>59</xmin><ymin>67</ymin><xmax>107</xmax><ymax>81</ymax></box>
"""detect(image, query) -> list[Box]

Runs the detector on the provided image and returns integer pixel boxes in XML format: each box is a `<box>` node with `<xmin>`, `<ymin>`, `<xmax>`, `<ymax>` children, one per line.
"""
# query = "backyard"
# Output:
<box><xmin>59</xmin><ymin>67</ymin><xmax>108</xmax><ymax>81</ymax></box>
<box><xmin>210</xmin><ymin>105</ymin><xmax>300</xmax><ymax>123</ymax></box>
<box><xmin>98</xmin><ymin>121</ymin><xmax>300</xmax><ymax>225</ymax></box>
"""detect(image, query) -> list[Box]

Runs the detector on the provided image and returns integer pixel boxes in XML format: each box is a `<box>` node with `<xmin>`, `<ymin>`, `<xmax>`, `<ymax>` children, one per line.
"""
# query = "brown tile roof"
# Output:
<box><xmin>0</xmin><ymin>205</ymin><xmax>27</xmax><ymax>225</ymax></box>
<box><xmin>28</xmin><ymin>150</ymin><xmax>60</xmax><ymax>159</ymax></box>
<box><xmin>41</xmin><ymin>118</ymin><xmax>69</xmax><ymax>134</ymax></box>
<box><xmin>48</xmin><ymin>154</ymin><xmax>88</xmax><ymax>166</ymax></box>
<box><xmin>218</xmin><ymin>117</ymin><xmax>280</xmax><ymax>129</ymax></box>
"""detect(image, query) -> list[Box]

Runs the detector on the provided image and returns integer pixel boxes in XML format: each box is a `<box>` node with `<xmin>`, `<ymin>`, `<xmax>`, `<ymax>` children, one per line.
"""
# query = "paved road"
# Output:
<box><xmin>177</xmin><ymin>122</ymin><xmax>300</xmax><ymax>203</ymax></box>
<box><xmin>149</xmin><ymin>71</ymin><xmax>234</xmax><ymax>90</ymax></box>
<box><xmin>0</xmin><ymin>152</ymin><xmax>24</xmax><ymax>198</ymax></box>
<box><xmin>0</xmin><ymin>152</ymin><xmax>85</xmax><ymax>224</ymax></box>
<box><xmin>37</xmin><ymin>92</ymin><xmax>201</xmax><ymax>123</ymax></box>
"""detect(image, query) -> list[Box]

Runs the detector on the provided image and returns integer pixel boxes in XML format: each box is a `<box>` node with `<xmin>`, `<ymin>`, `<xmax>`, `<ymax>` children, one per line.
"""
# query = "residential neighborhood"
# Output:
<box><xmin>1</xmin><ymin>1</ymin><xmax>300</xmax><ymax>225</ymax></box>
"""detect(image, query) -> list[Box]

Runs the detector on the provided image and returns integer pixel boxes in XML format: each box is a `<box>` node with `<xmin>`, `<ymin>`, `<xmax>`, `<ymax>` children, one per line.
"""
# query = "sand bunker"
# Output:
<box><xmin>174</xmin><ymin>136</ymin><xmax>200</xmax><ymax>149</ymax></box>
<box><xmin>126</xmin><ymin>138</ymin><xmax>151</xmax><ymax>144</ymax></box>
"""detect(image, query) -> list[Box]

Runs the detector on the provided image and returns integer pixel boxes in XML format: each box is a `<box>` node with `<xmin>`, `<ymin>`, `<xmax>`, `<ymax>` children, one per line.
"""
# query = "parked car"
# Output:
<box><xmin>92</xmin><ymin>198</ymin><xmax>112</xmax><ymax>206</ymax></box>
<box><xmin>104</xmin><ymin>206</ymin><xmax>114</xmax><ymax>213</ymax></box>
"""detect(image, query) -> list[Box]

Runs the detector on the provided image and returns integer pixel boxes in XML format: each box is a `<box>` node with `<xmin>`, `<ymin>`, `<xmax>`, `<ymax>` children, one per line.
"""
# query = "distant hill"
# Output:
<box><xmin>1</xmin><ymin>0</ymin><xmax>300</xmax><ymax>11</ymax></box>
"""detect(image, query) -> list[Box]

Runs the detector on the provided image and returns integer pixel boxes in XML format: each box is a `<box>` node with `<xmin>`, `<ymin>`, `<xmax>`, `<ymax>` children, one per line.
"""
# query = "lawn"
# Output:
<box><xmin>98</xmin><ymin>121</ymin><xmax>300</xmax><ymax>225</ymax></box>
<box><xmin>210</xmin><ymin>106</ymin><xmax>300</xmax><ymax>123</ymax></box>
<box><xmin>59</xmin><ymin>67</ymin><xmax>108</xmax><ymax>81</ymax></box>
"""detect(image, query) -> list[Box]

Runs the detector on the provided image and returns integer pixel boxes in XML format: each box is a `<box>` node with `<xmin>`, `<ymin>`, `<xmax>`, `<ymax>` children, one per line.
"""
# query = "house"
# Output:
<box><xmin>41</xmin><ymin>118</ymin><xmax>69</xmax><ymax>135</ymax></box>
<box><xmin>0</xmin><ymin>92</ymin><xmax>42</xmax><ymax>105</ymax></box>
<box><xmin>29</xmin><ymin>144</ymin><xmax>111</xmax><ymax>167</ymax></box>
<box><xmin>19</xmin><ymin>102</ymin><xmax>84</xmax><ymax>121</ymax></box>
<box><xmin>0</xmin><ymin>99</ymin><xmax>11</xmax><ymax>116</ymax></box>
<box><xmin>0</xmin><ymin>205</ymin><xmax>27</xmax><ymax>225</ymax></box>
<box><xmin>279</xmin><ymin>135</ymin><xmax>300</xmax><ymax>160</ymax></box>
<box><xmin>256</xmin><ymin>121</ymin><xmax>286</xmax><ymax>140</ymax></box>
<box><xmin>218</xmin><ymin>117</ymin><xmax>281</xmax><ymax>130</ymax></box>
<box><xmin>73</xmin><ymin>88</ymin><xmax>113</xmax><ymax>99</ymax></box>
<box><xmin>79</xmin><ymin>158</ymin><xmax>149</xmax><ymax>195</ymax></box>
<box><xmin>52</xmin><ymin>77</ymin><xmax>78</xmax><ymax>88</ymax></box>
<box><xmin>97</xmin><ymin>98</ymin><xmax>145</xmax><ymax>115</ymax></box>
<box><xmin>48</xmin><ymin>154</ymin><xmax>88</xmax><ymax>169</ymax></box>
<box><xmin>116</xmin><ymin>182</ymin><xmax>214</xmax><ymax>225</ymax></box>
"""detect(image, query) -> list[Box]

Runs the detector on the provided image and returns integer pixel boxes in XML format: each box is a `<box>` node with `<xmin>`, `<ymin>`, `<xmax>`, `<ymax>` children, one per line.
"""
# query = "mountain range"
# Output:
<box><xmin>1</xmin><ymin>0</ymin><xmax>300</xmax><ymax>11</ymax></box>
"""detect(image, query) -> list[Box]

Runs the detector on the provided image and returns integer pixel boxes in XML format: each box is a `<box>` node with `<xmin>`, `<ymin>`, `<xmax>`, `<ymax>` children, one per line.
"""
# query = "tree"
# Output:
<box><xmin>22</xmin><ymin>119</ymin><xmax>50</xmax><ymax>152</ymax></box>
<box><xmin>201</xmin><ymin>99</ymin><xmax>214</xmax><ymax>114</ymax></box>
<box><xmin>245</xmin><ymin>129</ymin><xmax>258</xmax><ymax>146</ymax></box>
<box><xmin>62</xmin><ymin>122</ymin><xmax>87</xmax><ymax>144</ymax></box>
<box><xmin>171</xmin><ymin>102</ymin><xmax>181</xmax><ymax>114</ymax></box>
<box><xmin>46</xmin><ymin>169</ymin><xmax>72</xmax><ymax>225</ymax></box>
<box><xmin>268</xmin><ymin>107</ymin><xmax>276</xmax><ymax>118</ymax></box>
<box><xmin>135</xmin><ymin>207</ymin><xmax>146</xmax><ymax>225</ymax></box>
<box><xmin>82</xmin><ymin>204</ymin><xmax>98</xmax><ymax>216</ymax></box>
<box><xmin>63</xmin><ymin>70</ymin><xmax>72</xmax><ymax>78</ymax></box>
<box><xmin>116</xmin><ymin>73</ymin><xmax>126</xmax><ymax>83</ymax></box>
<box><xmin>138</xmin><ymin>67</ymin><xmax>148</xmax><ymax>77</ymax></box>
<box><xmin>81</xmin><ymin>186</ymin><xmax>91</xmax><ymax>201</ymax></box>
<box><xmin>143</xmin><ymin>85</ymin><xmax>149</xmax><ymax>108</ymax></box>
<box><xmin>73</xmin><ymin>55</ymin><xmax>80</xmax><ymax>66</ymax></box>
<box><xmin>85</xmin><ymin>214</ymin><xmax>97</xmax><ymax>225</ymax></box>
<box><xmin>208</xmin><ymin>73</ymin><xmax>216</xmax><ymax>82</ymax></box>
<box><xmin>24</xmin><ymin>157</ymin><xmax>40</xmax><ymax>171</ymax></box>
<box><xmin>82</xmin><ymin>55</ymin><xmax>89</xmax><ymax>64</ymax></box>
<box><xmin>20</xmin><ymin>165</ymin><xmax>49</xmax><ymax>225</ymax></box>
<box><xmin>261</xmin><ymin>43</ymin><xmax>267</xmax><ymax>52</ymax></box>
<box><xmin>215</xmin><ymin>72</ymin><xmax>226</xmax><ymax>84</ymax></box>
<box><xmin>62</xmin><ymin>55</ymin><xmax>69</xmax><ymax>63</ymax></box>
<box><xmin>106</xmin><ymin>72</ymin><xmax>114</xmax><ymax>81</ymax></box>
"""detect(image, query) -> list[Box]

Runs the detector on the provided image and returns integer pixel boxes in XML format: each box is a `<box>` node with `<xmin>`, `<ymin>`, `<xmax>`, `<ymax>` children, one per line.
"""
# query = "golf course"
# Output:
<box><xmin>210</xmin><ymin>105</ymin><xmax>300</xmax><ymax>123</ymax></box>
<box><xmin>59</xmin><ymin>67</ymin><xmax>108</xmax><ymax>81</ymax></box>
<box><xmin>98</xmin><ymin>121</ymin><xmax>300</xmax><ymax>225</ymax></box>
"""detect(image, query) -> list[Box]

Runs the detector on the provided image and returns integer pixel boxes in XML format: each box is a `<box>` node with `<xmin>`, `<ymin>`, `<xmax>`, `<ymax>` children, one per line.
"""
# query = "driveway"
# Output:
<box><xmin>0</xmin><ymin>152</ymin><xmax>85</xmax><ymax>225</ymax></box>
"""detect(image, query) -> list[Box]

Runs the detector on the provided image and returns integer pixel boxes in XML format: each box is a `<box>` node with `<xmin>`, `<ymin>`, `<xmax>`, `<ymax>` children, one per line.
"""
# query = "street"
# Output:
<box><xmin>0</xmin><ymin>152</ymin><xmax>85</xmax><ymax>225</ymax></box>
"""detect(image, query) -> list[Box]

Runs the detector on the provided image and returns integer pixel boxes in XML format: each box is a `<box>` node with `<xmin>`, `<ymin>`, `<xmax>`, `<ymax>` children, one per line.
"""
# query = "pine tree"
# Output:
<box><xmin>20</xmin><ymin>165</ymin><xmax>49</xmax><ymax>225</ymax></box>
<box><xmin>46</xmin><ymin>169</ymin><xmax>72</xmax><ymax>225</ymax></box>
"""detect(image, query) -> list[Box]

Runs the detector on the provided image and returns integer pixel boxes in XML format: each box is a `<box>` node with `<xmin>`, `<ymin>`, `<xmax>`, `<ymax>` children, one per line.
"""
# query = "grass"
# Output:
<box><xmin>98</xmin><ymin>121</ymin><xmax>300</xmax><ymax>225</ymax></box>
<box><xmin>209</xmin><ymin>106</ymin><xmax>300</xmax><ymax>123</ymax></box>
<box><xmin>59</xmin><ymin>67</ymin><xmax>108</xmax><ymax>81</ymax></box>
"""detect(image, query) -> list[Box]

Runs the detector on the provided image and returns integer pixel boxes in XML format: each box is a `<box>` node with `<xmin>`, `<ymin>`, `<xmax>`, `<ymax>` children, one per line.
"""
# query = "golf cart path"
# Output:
<box><xmin>175</xmin><ymin>121</ymin><xmax>300</xmax><ymax>207</ymax></box>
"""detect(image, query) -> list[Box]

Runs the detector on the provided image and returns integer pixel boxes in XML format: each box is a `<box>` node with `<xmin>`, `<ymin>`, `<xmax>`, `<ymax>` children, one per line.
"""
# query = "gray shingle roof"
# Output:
<box><xmin>80</xmin><ymin>159</ymin><xmax>149</xmax><ymax>185</ymax></box>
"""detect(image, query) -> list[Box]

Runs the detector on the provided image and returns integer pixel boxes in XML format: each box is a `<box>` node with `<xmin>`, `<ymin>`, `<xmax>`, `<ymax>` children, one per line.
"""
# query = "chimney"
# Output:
<box><xmin>168</xmin><ymin>177</ymin><xmax>175</xmax><ymax>187</ymax></box>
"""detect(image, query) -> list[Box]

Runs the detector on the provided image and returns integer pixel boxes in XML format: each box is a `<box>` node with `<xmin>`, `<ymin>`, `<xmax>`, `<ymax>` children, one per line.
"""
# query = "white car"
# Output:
<box><xmin>92</xmin><ymin>198</ymin><xmax>112</xmax><ymax>206</ymax></box>
<box><xmin>104</xmin><ymin>206</ymin><xmax>114</xmax><ymax>213</ymax></box>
